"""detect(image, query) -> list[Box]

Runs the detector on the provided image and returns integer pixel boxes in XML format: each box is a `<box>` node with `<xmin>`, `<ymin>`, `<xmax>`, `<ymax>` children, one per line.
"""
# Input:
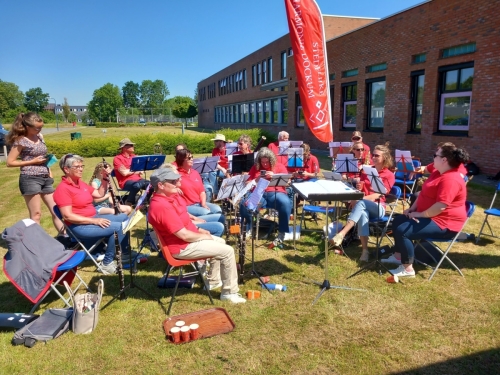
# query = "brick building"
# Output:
<box><xmin>197</xmin><ymin>0</ymin><xmax>500</xmax><ymax>174</ymax></box>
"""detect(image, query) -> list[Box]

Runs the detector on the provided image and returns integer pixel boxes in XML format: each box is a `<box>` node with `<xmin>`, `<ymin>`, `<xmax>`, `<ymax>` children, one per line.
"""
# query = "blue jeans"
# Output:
<box><xmin>69</xmin><ymin>213</ymin><xmax>130</xmax><ymax>265</ymax></box>
<box><xmin>195</xmin><ymin>220</ymin><xmax>225</xmax><ymax>237</ymax></box>
<box><xmin>240</xmin><ymin>191</ymin><xmax>291</xmax><ymax>233</ymax></box>
<box><xmin>123</xmin><ymin>179</ymin><xmax>150</xmax><ymax>204</ymax></box>
<box><xmin>202</xmin><ymin>170</ymin><xmax>224</xmax><ymax>196</ymax></box>
<box><xmin>188</xmin><ymin>202</ymin><xmax>222</xmax><ymax>217</ymax></box>
<box><xmin>348</xmin><ymin>199</ymin><xmax>385</xmax><ymax>237</ymax></box>
<box><xmin>392</xmin><ymin>214</ymin><xmax>457</xmax><ymax>264</ymax></box>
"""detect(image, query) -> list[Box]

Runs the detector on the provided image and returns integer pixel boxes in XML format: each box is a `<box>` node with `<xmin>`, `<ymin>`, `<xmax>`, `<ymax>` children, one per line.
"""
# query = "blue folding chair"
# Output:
<box><xmin>415</xmin><ymin>201</ymin><xmax>475</xmax><ymax>281</ymax></box>
<box><xmin>476</xmin><ymin>182</ymin><xmax>500</xmax><ymax>243</ymax></box>
<box><xmin>369</xmin><ymin>186</ymin><xmax>402</xmax><ymax>247</ymax></box>
<box><xmin>110</xmin><ymin>170</ymin><xmax>129</xmax><ymax>204</ymax></box>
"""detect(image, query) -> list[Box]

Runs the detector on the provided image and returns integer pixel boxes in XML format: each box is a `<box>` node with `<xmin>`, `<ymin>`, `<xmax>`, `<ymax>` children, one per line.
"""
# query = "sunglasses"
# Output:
<box><xmin>353</xmin><ymin>148</ymin><xmax>364</xmax><ymax>151</ymax></box>
<box><xmin>372</xmin><ymin>154</ymin><xmax>381</xmax><ymax>158</ymax></box>
<box><xmin>351</xmin><ymin>136</ymin><xmax>361</xmax><ymax>141</ymax></box>
<box><xmin>62</xmin><ymin>154</ymin><xmax>74</xmax><ymax>166</ymax></box>
<box><xmin>162</xmin><ymin>179</ymin><xmax>180</xmax><ymax>185</ymax></box>
<box><xmin>433</xmin><ymin>153</ymin><xmax>444</xmax><ymax>159</ymax></box>
<box><xmin>186</xmin><ymin>156</ymin><xmax>194</xmax><ymax>160</ymax></box>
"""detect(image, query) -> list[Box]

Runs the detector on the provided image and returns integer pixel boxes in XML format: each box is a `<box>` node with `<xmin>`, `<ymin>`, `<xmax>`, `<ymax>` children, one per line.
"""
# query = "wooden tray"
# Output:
<box><xmin>163</xmin><ymin>307</ymin><xmax>235</xmax><ymax>344</ymax></box>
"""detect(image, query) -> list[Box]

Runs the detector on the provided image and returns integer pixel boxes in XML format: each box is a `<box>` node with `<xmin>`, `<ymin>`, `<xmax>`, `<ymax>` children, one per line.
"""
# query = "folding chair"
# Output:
<box><xmin>369</xmin><ymin>186</ymin><xmax>402</xmax><ymax>247</ymax></box>
<box><xmin>395</xmin><ymin>159</ymin><xmax>421</xmax><ymax>201</ymax></box>
<box><xmin>415</xmin><ymin>201</ymin><xmax>475</xmax><ymax>281</ymax></box>
<box><xmin>300</xmin><ymin>204</ymin><xmax>336</xmax><ymax>230</ymax></box>
<box><xmin>30</xmin><ymin>251</ymin><xmax>92</xmax><ymax>313</ymax></box>
<box><xmin>54</xmin><ymin>206</ymin><xmax>107</xmax><ymax>273</ymax></box>
<box><xmin>476</xmin><ymin>182</ymin><xmax>500</xmax><ymax>243</ymax></box>
<box><xmin>152</xmin><ymin>224</ymin><xmax>214</xmax><ymax>315</ymax></box>
<box><xmin>110</xmin><ymin>170</ymin><xmax>129</xmax><ymax>204</ymax></box>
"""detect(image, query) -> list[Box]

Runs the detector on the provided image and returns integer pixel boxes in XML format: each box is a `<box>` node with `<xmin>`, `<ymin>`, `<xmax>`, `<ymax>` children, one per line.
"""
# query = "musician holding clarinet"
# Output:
<box><xmin>54</xmin><ymin>154</ymin><xmax>140</xmax><ymax>275</ymax></box>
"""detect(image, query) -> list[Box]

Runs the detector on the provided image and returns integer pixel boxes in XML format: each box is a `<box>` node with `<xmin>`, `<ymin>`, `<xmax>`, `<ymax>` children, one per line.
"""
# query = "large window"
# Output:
<box><xmin>250</xmin><ymin>103</ymin><xmax>255</xmax><ymax>123</ymax></box>
<box><xmin>438</xmin><ymin>63</ymin><xmax>474</xmax><ymax>131</ymax></box>
<box><xmin>295</xmin><ymin>92</ymin><xmax>304</xmax><ymax>127</ymax></box>
<box><xmin>411</xmin><ymin>71</ymin><xmax>425</xmax><ymax>132</ymax></box>
<box><xmin>264</xmin><ymin>100</ymin><xmax>271</xmax><ymax>123</ymax></box>
<box><xmin>257</xmin><ymin>63</ymin><xmax>262</xmax><ymax>85</ymax></box>
<box><xmin>262</xmin><ymin>60</ymin><xmax>267</xmax><ymax>84</ymax></box>
<box><xmin>282</xmin><ymin>98</ymin><xmax>288</xmax><ymax>124</ymax></box>
<box><xmin>272</xmin><ymin>99</ymin><xmax>279</xmax><ymax>123</ymax></box>
<box><xmin>257</xmin><ymin>102</ymin><xmax>263</xmax><ymax>123</ymax></box>
<box><xmin>342</xmin><ymin>82</ymin><xmax>357</xmax><ymax>128</ymax></box>
<box><xmin>268</xmin><ymin>57</ymin><xmax>273</xmax><ymax>82</ymax></box>
<box><xmin>252</xmin><ymin>65</ymin><xmax>256</xmax><ymax>87</ymax></box>
<box><xmin>367</xmin><ymin>78</ymin><xmax>386</xmax><ymax>129</ymax></box>
<box><xmin>281</xmin><ymin>51</ymin><xmax>287</xmax><ymax>79</ymax></box>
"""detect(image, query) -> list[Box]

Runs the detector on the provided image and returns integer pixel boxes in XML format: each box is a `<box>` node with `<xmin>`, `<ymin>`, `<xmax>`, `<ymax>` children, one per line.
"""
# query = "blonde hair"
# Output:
<box><xmin>374</xmin><ymin>143</ymin><xmax>393</xmax><ymax>169</ymax></box>
<box><xmin>238</xmin><ymin>134</ymin><xmax>252</xmax><ymax>149</ymax></box>
<box><xmin>89</xmin><ymin>162</ymin><xmax>108</xmax><ymax>185</ymax></box>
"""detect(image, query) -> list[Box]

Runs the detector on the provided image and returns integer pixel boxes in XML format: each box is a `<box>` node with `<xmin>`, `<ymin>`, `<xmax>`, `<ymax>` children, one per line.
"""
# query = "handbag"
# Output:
<box><xmin>63</xmin><ymin>279</ymin><xmax>103</xmax><ymax>334</ymax></box>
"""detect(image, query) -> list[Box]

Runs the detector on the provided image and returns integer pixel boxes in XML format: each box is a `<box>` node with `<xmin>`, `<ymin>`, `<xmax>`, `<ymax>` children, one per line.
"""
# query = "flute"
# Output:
<box><xmin>114</xmin><ymin>231</ymin><xmax>126</xmax><ymax>300</ymax></box>
<box><xmin>102</xmin><ymin>157</ymin><xmax>121</xmax><ymax>215</ymax></box>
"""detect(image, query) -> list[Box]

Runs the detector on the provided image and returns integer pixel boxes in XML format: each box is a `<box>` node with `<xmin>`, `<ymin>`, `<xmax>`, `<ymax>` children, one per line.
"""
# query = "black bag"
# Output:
<box><xmin>465</xmin><ymin>162</ymin><xmax>480</xmax><ymax>176</ymax></box>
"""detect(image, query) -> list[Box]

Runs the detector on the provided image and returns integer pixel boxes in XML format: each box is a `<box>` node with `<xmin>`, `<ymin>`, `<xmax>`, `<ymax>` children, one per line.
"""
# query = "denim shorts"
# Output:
<box><xmin>19</xmin><ymin>174</ymin><xmax>55</xmax><ymax>196</ymax></box>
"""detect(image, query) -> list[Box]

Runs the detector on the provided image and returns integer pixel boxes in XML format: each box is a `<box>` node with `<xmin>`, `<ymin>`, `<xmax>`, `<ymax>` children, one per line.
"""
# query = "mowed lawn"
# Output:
<box><xmin>0</xmin><ymin>129</ymin><xmax>499</xmax><ymax>374</ymax></box>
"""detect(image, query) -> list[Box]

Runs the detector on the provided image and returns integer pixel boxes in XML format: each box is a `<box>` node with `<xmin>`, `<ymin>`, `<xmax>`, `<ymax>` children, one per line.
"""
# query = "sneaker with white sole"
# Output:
<box><xmin>220</xmin><ymin>293</ymin><xmax>246</xmax><ymax>304</ymax></box>
<box><xmin>381</xmin><ymin>254</ymin><xmax>402</xmax><ymax>265</ymax></box>
<box><xmin>389</xmin><ymin>265</ymin><xmax>415</xmax><ymax>278</ymax></box>
<box><xmin>98</xmin><ymin>261</ymin><xmax>117</xmax><ymax>275</ymax></box>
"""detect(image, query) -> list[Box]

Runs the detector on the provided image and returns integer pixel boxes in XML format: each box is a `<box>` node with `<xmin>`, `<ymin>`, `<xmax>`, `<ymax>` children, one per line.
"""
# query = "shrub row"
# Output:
<box><xmin>45</xmin><ymin>128</ymin><xmax>276</xmax><ymax>158</ymax></box>
<box><xmin>94</xmin><ymin>122</ymin><xmax>190</xmax><ymax>128</ymax></box>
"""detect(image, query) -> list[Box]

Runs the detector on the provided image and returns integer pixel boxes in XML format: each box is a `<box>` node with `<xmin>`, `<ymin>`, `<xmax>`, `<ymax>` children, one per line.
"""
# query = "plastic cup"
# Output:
<box><xmin>175</xmin><ymin>320</ymin><xmax>185</xmax><ymax>327</ymax></box>
<box><xmin>189</xmin><ymin>324</ymin><xmax>200</xmax><ymax>340</ymax></box>
<box><xmin>386</xmin><ymin>275</ymin><xmax>399</xmax><ymax>283</ymax></box>
<box><xmin>180</xmin><ymin>326</ymin><xmax>191</xmax><ymax>342</ymax></box>
<box><xmin>246</xmin><ymin>290</ymin><xmax>261</xmax><ymax>300</ymax></box>
<box><xmin>170</xmin><ymin>327</ymin><xmax>181</xmax><ymax>343</ymax></box>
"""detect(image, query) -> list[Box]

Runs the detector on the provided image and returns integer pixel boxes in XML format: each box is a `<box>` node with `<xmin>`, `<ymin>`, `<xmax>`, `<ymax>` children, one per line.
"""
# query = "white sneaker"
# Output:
<box><xmin>220</xmin><ymin>293</ymin><xmax>246</xmax><ymax>304</ymax></box>
<box><xmin>381</xmin><ymin>254</ymin><xmax>402</xmax><ymax>265</ymax></box>
<box><xmin>389</xmin><ymin>265</ymin><xmax>415</xmax><ymax>278</ymax></box>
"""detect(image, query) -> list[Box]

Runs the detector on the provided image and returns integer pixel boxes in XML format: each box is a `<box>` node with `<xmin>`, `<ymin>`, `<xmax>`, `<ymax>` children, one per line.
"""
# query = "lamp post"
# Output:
<box><xmin>50</xmin><ymin>98</ymin><xmax>59</xmax><ymax>131</ymax></box>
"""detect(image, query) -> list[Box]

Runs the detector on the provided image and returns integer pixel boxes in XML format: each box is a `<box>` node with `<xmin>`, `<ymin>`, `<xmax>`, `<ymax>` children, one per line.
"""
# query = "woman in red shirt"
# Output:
<box><xmin>331</xmin><ymin>144</ymin><xmax>395</xmax><ymax>262</ymax></box>
<box><xmin>234</xmin><ymin>134</ymin><xmax>253</xmax><ymax>155</ymax></box>
<box><xmin>382</xmin><ymin>144</ymin><xmax>470</xmax><ymax>277</ymax></box>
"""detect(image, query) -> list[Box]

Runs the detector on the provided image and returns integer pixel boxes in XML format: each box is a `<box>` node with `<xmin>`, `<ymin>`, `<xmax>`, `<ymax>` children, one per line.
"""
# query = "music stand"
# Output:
<box><xmin>287</xmin><ymin>148</ymin><xmax>304</xmax><ymax>169</ymax></box>
<box><xmin>322</xmin><ymin>171</ymin><xmax>343</xmax><ymax>181</ymax></box>
<box><xmin>231</xmin><ymin>153</ymin><xmax>255</xmax><ymax>175</ymax></box>
<box><xmin>225</xmin><ymin>142</ymin><xmax>238</xmax><ymax>156</ymax></box>
<box><xmin>130</xmin><ymin>155</ymin><xmax>166</xmax><ymax>179</ymax></box>
<box><xmin>395</xmin><ymin>149</ymin><xmax>415</xmax><ymax>206</ymax></box>
<box><xmin>292</xmin><ymin>180</ymin><xmax>366</xmax><ymax>304</ymax></box>
<box><xmin>328</xmin><ymin>142</ymin><xmax>352</xmax><ymax>159</ymax></box>
<box><xmin>347</xmin><ymin>167</ymin><xmax>401</xmax><ymax>281</ymax></box>
<box><xmin>334</xmin><ymin>154</ymin><xmax>358</xmax><ymax>174</ymax></box>
<box><xmin>192</xmin><ymin>156</ymin><xmax>220</xmax><ymax>175</ymax></box>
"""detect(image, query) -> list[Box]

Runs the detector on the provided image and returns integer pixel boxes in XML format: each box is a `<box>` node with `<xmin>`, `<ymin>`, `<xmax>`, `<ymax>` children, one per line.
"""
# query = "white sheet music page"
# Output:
<box><xmin>232</xmin><ymin>179</ymin><xmax>255</xmax><ymax>205</ymax></box>
<box><xmin>192</xmin><ymin>156</ymin><xmax>220</xmax><ymax>174</ymax></box>
<box><xmin>334</xmin><ymin>154</ymin><xmax>357</xmax><ymax>173</ymax></box>
<box><xmin>362</xmin><ymin>165</ymin><xmax>387</xmax><ymax>194</ymax></box>
<box><xmin>293</xmin><ymin>180</ymin><xmax>356</xmax><ymax>198</ymax></box>
<box><xmin>246</xmin><ymin>178</ymin><xmax>270</xmax><ymax>210</ymax></box>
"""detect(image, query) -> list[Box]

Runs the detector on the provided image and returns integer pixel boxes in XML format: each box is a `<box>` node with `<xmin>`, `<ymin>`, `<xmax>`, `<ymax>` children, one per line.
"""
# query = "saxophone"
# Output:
<box><xmin>114</xmin><ymin>231</ymin><xmax>126</xmax><ymax>300</ymax></box>
<box><xmin>102</xmin><ymin>158</ymin><xmax>121</xmax><ymax>215</ymax></box>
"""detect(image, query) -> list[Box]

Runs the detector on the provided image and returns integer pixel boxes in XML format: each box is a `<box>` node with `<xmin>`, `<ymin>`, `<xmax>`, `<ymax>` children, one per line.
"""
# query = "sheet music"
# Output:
<box><xmin>216</xmin><ymin>174</ymin><xmax>249</xmax><ymax>201</ymax></box>
<box><xmin>192</xmin><ymin>156</ymin><xmax>220</xmax><ymax>174</ymax></box>
<box><xmin>135</xmin><ymin>184</ymin><xmax>152</xmax><ymax>209</ymax></box>
<box><xmin>130</xmin><ymin>155</ymin><xmax>166</xmax><ymax>172</ymax></box>
<box><xmin>395</xmin><ymin>149</ymin><xmax>415</xmax><ymax>172</ymax></box>
<box><xmin>322</xmin><ymin>171</ymin><xmax>343</xmax><ymax>181</ymax></box>
<box><xmin>362</xmin><ymin>165</ymin><xmax>387</xmax><ymax>194</ymax></box>
<box><xmin>293</xmin><ymin>180</ymin><xmax>357</xmax><ymax>198</ymax></box>
<box><xmin>232</xmin><ymin>179</ymin><xmax>255</xmax><ymax>205</ymax></box>
<box><xmin>334</xmin><ymin>154</ymin><xmax>358</xmax><ymax>173</ymax></box>
<box><xmin>287</xmin><ymin>147</ymin><xmax>304</xmax><ymax>168</ymax></box>
<box><xmin>246</xmin><ymin>178</ymin><xmax>269</xmax><ymax>211</ymax></box>
<box><xmin>225</xmin><ymin>142</ymin><xmax>238</xmax><ymax>156</ymax></box>
<box><xmin>328</xmin><ymin>142</ymin><xmax>352</xmax><ymax>157</ymax></box>
<box><xmin>279</xmin><ymin>141</ymin><xmax>303</xmax><ymax>155</ymax></box>
<box><xmin>121</xmin><ymin>184</ymin><xmax>151</xmax><ymax>232</ymax></box>
<box><xmin>267</xmin><ymin>174</ymin><xmax>293</xmax><ymax>187</ymax></box>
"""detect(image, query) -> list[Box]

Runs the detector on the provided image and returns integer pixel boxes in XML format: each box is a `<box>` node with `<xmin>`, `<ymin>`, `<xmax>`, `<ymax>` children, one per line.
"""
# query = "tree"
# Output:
<box><xmin>122</xmin><ymin>81</ymin><xmax>140</xmax><ymax>108</ymax></box>
<box><xmin>193</xmin><ymin>87</ymin><xmax>198</xmax><ymax>104</ymax></box>
<box><xmin>0</xmin><ymin>80</ymin><xmax>24</xmax><ymax>116</ymax></box>
<box><xmin>88</xmin><ymin>83</ymin><xmax>123</xmax><ymax>122</ymax></box>
<box><xmin>62</xmin><ymin>97</ymin><xmax>70</xmax><ymax>122</ymax></box>
<box><xmin>24</xmin><ymin>87</ymin><xmax>49</xmax><ymax>113</ymax></box>
<box><xmin>139</xmin><ymin>80</ymin><xmax>169</xmax><ymax>110</ymax></box>
<box><xmin>172</xmin><ymin>100</ymin><xmax>198</xmax><ymax>134</ymax></box>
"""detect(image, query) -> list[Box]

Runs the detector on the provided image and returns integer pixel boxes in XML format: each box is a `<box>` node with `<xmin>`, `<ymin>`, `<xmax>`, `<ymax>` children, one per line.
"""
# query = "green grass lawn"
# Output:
<box><xmin>0</xmin><ymin>152</ymin><xmax>499</xmax><ymax>374</ymax></box>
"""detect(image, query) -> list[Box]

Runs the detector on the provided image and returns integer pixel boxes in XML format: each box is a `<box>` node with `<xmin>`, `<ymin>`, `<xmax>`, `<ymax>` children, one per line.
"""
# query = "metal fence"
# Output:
<box><xmin>115</xmin><ymin>108</ymin><xmax>197</xmax><ymax>124</ymax></box>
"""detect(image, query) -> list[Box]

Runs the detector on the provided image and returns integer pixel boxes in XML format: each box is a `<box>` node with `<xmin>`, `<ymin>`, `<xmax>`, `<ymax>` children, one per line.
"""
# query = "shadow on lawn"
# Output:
<box><xmin>392</xmin><ymin>347</ymin><xmax>500</xmax><ymax>375</ymax></box>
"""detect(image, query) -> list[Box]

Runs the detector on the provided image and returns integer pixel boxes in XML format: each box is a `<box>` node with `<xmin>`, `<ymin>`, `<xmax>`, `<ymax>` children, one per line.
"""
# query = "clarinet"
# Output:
<box><xmin>238</xmin><ymin>217</ymin><xmax>246</xmax><ymax>284</ymax></box>
<box><xmin>114</xmin><ymin>231</ymin><xmax>126</xmax><ymax>300</ymax></box>
<box><xmin>102</xmin><ymin>158</ymin><xmax>121</xmax><ymax>215</ymax></box>
<box><xmin>253</xmin><ymin>136</ymin><xmax>267</xmax><ymax>153</ymax></box>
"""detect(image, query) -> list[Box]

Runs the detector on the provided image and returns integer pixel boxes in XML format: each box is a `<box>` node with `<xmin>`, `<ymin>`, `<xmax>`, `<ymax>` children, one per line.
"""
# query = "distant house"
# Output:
<box><xmin>44</xmin><ymin>104</ymin><xmax>88</xmax><ymax>122</ymax></box>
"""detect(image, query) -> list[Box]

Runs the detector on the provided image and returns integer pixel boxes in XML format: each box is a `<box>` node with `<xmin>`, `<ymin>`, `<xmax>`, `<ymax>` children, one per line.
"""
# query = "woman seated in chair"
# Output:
<box><xmin>234</xmin><ymin>134</ymin><xmax>253</xmax><ymax>155</ymax></box>
<box><xmin>240</xmin><ymin>147</ymin><xmax>291</xmax><ymax>245</ymax></box>
<box><xmin>53</xmin><ymin>154</ymin><xmax>139</xmax><ymax>275</ymax></box>
<box><xmin>287</xmin><ymin>143</ymin><xmax>319</xmax><ymax>182</ymax></box>
<box><xmin>381</xmin><ymin>144</ymin><xmax>469</xmax><ymax>278</ymax></box>
<box><xmin>330</xmin><ymin>144</ymin><xmax>395</xmax><ymax>262</ymax></box>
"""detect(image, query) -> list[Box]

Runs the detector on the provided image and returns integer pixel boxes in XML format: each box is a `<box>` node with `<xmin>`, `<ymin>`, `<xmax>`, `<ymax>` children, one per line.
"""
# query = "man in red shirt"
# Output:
<box><xmin>113</xmin><ymin>138</ymin><xmax>150</xmax><ymax>206</ymax></box>
<box><xmin>206</xmin><ymin>134</ymin><xmax>229</xmax><ymax>197</ymax></box>
<box><xmin>148</xmin><ymin>166</ymin><xmax>245</xmax><ymax>303</ymax></box>
<box><xmin>268</xmin><ymin>131</ymin><xmax>289</xmax><ymax>166</ymax></box>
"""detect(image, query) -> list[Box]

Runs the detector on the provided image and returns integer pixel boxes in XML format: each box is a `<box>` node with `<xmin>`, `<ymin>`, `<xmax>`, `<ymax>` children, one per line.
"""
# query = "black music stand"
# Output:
<box><xmin>346</xmin><ymin>168</ymin><xmax>401</xmax><ymax>282</ymax></box>
<box><xmin>334</xmin><ymin>154</ymin><xmax>359</xmax><ymax>175</ymax></box>
<box><xmin>225</xmin><ymin>142</ymin><xmax>239</xmax><ymax>156</ymax></box>
<box><xmin>287</xmin><ymin>148</ymin><xmax>304</xmax><ymax>169</ymax></box>
<box><xmin>130</xmin><ymin>155</ymin><xmax>166</xmax><ymax>179</ymax></box>
<box><xmin>193</xmin><ymin>156</ymin><xmax>220</xmax><ymax>175</ymax></box>
<box><xmin>292</xmin><ymin>181</ymin><xmax>366</xmax><ymax>304</ymax></box>
<box><xmin>231</xmin><ymin>153</ymin><xmax>254</xmax><ymax>175</ymax></box>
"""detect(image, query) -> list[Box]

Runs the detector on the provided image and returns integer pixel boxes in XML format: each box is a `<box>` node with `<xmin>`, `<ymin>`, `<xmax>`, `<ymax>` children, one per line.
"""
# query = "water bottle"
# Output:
<box><xmin>262</xmin><ymin>283</ymin><xmax>287</xmax><ymax>291</ymax></box>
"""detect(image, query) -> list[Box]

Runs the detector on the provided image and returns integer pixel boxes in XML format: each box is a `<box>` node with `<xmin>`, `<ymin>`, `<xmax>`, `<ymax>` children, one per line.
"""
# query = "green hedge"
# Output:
<box><xmin>44</xmin><ymin>128</ymin><xmax>277</xmax><ymax>158</ymax></box>
<box><xmin>94</xmin><ymin>122</ymin><xmax>196</xmax><ymax>128</ymax></box>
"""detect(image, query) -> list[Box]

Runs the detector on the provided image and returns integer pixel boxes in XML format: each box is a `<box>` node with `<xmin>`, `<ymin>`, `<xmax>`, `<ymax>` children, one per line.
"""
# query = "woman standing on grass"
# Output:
<box><xmin>6</xmin><ymin>112</ymin><xmax>63</xmax><ymax>232</ymax></box>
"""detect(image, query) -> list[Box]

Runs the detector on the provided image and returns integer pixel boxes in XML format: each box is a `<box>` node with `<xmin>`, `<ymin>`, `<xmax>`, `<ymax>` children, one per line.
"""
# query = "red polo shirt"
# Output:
<box><xmin>359</xmin><ymin>167</ymin><xmax>395</xmax><ymax>206</ymax></box>
<box><xmin>287</xmin><ymin>154</ymin><xmax>320</xmax><ymax>179</ymax></box>
<box><xmin>113</xmin><ymin>153</ymin><xmax>141</xmax><ymax>189</ymax></box>
<box><xmin>177</xmin><ymin>167</ymin><xmax>204</xmax><ymax>205</ymax></box>
<box><xmin>417</xmin><ymin>169</ymin><xmax>467</xmax><ymax>232</ymax></box>
<box><xmin>148</xmin><ymin>193</ymin><xmax>198</xmax><ymax>255</ymax></box>
<box><xmin>212</xmin><ymin>147</ymin><xmax>228</xmax><ymax>169</ymax></box>
<box><xmin>427</xmin><ymin>162</ymin><xmax>468</xmax><ymax>177</ymax></box>
<box><xmin>54</xmin><ymin>177</ymin><xmax>97</xmax><ymax>223</ymax></box>
<box><xmin>268</xmin><ymin>141</ymin><xmax>279</xmax><ymax>155</ymax></box>
<box><xmin>247</xmin><ymin>162</ymin><xmax>289</xmax><ymax>194</ymax></box>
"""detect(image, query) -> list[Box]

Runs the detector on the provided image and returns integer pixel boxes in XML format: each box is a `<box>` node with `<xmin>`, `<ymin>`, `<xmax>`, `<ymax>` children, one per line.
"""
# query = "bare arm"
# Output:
<box><xmin>6</xmin><ymin>145</ymin><xmax>46</xmax><ymax>168</ymax></box>
<box><xmin>59</xmin><ymin>205</ymin><xmax>110</xmax><ymax>228</ymax></box>
<box><xmin>118</xmin><ymin>164</ymin><xmax>142</xmax><ymax>177</ymax></box>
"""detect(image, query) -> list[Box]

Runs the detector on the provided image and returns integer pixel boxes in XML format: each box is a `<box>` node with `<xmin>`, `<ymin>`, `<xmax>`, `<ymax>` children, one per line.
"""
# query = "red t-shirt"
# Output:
<box><xmin>427</xmin><ymin>162</ymin><xmax>468</xmax><ymax>177</ymax></box>
<box><xmin>54</xmin><ymin>177</ymin><xmax>97</xmax><ymax>224</ymax></box>
<box><xmin>268</xmin><ymin>141</ymin><xmax>279</xmax><ymax>155</ymax></box>
<box><xmin>247</xmin><ymin>162</ymin><xmax>289</xmax><ymax>194</ymax></box>
<box><xmin>113</xmin><ymin>153</ymin><xmax>141</xmax><ymax>189</ymax></box>
<box><xmin>177</xmin><ymin>168</ymin><xmax>204</xmax><ymax>205</ymax></box>
<box><xmin>359</xmin><ymin>167</ymin><xmax>395</xmax><ymax>206</ymax></box>
<box><xmin>148</xmin><ymin>193</ymin><xmax>198</xmax><ymax>255</ymax></box>
<box><xmin>212</xmin><ymin>147</ymin><xmax>228</xmax><ymax>169</ymax></box>
<box><xmin>287</xmin><ymin>154</ymin><xmax>320</xmax><ymax>180</ymax></box>
<box><xmin>416</xmin><ymin>169</ymin><xmax>467</xmax><ymax>232</ymax></box>
<box><xmin>360</xmin><ymin>143</ymin><xmax>371</xmax><ymax>163</ymax></box>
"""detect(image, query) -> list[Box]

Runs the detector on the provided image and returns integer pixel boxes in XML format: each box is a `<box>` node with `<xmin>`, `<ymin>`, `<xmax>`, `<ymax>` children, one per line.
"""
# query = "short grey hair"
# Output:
<box><xmin>278</xmin><ymin>131</ymin><xmax>289</xmax><ymax>141</ymax></box>
<box><xmin>59</xmin><ymin>154</ymin><xmax>84</xmax><ymax>172</ymax></box>
<box><xmin>255</xmin><ymin>147</ymin><xmax>277</xmax><ymax>170</ymax></box>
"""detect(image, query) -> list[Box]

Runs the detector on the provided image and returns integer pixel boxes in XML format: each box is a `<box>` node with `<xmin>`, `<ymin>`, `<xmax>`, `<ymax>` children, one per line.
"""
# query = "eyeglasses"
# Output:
<box><xmin>353</xmin><ymin>148</ymin><xmax>364</xmax><ymax>152</ymax></box>
<box><xmin>433</xmin><ymin>153</ymin><xmax>444</xmax><ymax>159</ymax></box>
<box><xmin>351</xmin><ymin>136</ymin><xmax>361</xmax><ymax>141</ymax></box>
<box><xmin>186</xmin><ymin>156</ymin><xmax>193</xmax><ymax>160</ymax></box>
<box><xmin>238</xmin><ymin>142</ymin><xmax>245</xmax><ymax>145</ymax></box>
<box><xmin>70</xmin><ymin>165</ymin><xmax>85</xmax><ymax>170</ymax></box>
<box><xmin>162</xmin><ymin>179</ymin><xmax>180</xmax><ymax>185</ymax></box>
<box><xmin>372</xmin><ymin>154</ymin><xmax>381</xmax><ymax>158</ymax></box>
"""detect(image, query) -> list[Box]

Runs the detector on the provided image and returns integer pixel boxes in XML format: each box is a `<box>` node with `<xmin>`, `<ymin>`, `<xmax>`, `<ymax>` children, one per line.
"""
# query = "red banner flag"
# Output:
<box><xmin>284</xmin><ymin>0</ymin><xmax>333</xmax><ymax>142</ymax></box>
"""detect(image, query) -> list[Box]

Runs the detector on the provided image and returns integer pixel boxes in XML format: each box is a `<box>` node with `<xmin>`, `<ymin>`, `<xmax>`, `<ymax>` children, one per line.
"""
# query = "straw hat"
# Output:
<box><xmin>211</xmin><ymin>134</ymin><xmax>227</xmax><ymax>142</ymax></box>
<box><xmin>119</xmin><ymin>138</ymin><xmax>136</xmax><ymax>148</ymax></box>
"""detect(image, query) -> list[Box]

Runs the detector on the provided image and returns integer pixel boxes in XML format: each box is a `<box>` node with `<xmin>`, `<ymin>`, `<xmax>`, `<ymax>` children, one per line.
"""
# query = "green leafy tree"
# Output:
<box><xmin>68</xmin><ymin>113</ymin><xmax>77</xmax><ymax>123</ymax></box>
<box><xmin>140</xmin><ymin>80</ymin><xmax>169</xmax><ymax>110</ymax></box>
<box><xmin>122</xmin><ymin>81</ymin><xmax>140</xmax><ymax>108</ymax></box>
<box><xmin>62</xmin><ymin>97</ymin><xmax>70</xmax><ymax>122</ymax></box>
<box><xmin>88</xmin><ymin>83</ymin><xmax>123</xmax><ymax>122</ymax></box>
<box><xmin>40</xmin><ymin>110</ymin><xmax>56</xmax><ymax>123</ymax></box>
<box><xmin>0</xmin><ymin>80</ymin><xmax>24</xmax><ymax>116</ymax></box>
<box><xmin>193</xmin><ymin>87</ymin><xmax>198</xmax><ymax>104</ymax></box>
<box><xmin>24</xmin><ymin>87</ymin><xmax>50</xmax><ymax>113</ymax></box>
<box><xmin>172</xmin><ymin>100</ymin><xmax>198</xmax><ymax>134</ymax></box>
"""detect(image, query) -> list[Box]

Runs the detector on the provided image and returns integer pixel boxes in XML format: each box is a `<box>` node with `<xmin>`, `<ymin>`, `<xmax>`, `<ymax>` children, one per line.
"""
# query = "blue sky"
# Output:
<box><xmin>0</xmin><ymin>0</ymin><xmax>424</xmax><ymax>106</ymax></box>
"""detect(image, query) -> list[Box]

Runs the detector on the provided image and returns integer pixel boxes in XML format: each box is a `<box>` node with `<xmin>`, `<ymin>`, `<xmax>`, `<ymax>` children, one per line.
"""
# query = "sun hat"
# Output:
<box><xmin>118</xmin><ymin>138</ymin><xmax>136</xmax><ymax>148</ymax></box>
<box><xmin>211</xmin><ymin>134</ymin><xmax>227</xmax><ymax>142</ymax></box>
